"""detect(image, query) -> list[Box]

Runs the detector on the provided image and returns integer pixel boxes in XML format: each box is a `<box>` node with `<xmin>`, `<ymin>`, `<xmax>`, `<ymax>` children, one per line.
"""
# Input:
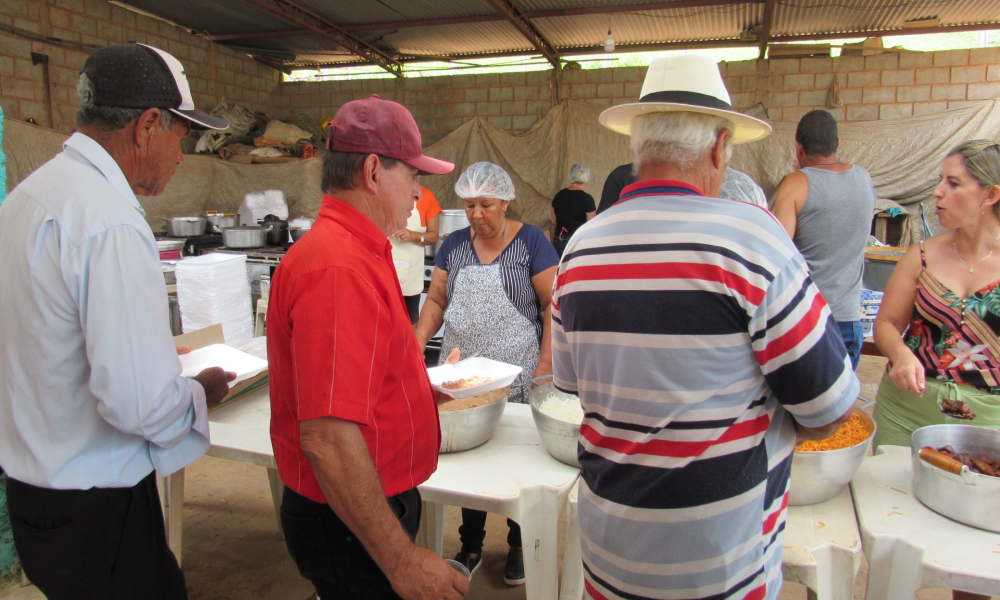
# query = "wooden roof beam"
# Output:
<box><xmin>242</xmin><ymin>0</ymin><xmax>403</xmax><ymax>76</ymax></box>
<box><xmin>484</xmin><ymin>0</ymin><xmax>562</xmax><ymax>70</ymax></box>
<box><xmin>757</xmin><ymin>0</ymin><xmax>776</xmax><ymax>59</ymax></box>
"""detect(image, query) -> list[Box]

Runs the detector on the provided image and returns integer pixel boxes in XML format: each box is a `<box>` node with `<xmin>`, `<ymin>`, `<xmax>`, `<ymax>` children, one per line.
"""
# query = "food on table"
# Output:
<box><xmin>939</xmin><ymin>397</ymin><xmax>976</xmax><ymax>420</ymax></box>
<box><xmin>936</xmin><ymin>445</ymin><xmax>1000</xmax><ymax>478</ymax></box>
<box><xmin>538</xmin><ymin>393</ymin><xmax>584</xmax><ymax>425</ymax></box>
<box><xmin>795</xmin><ymin>413</ymin><xmax>871</xmax><ymax>451</ymax></box>
<box><xmin>441</xmin><ymin>375</ymin><xmax>496</xmax><ymax>390</ymax></box>
<box><xmin>438</xmin><ymin>387</ymin><xmax>509</xmax><ymax>411</ymax></box>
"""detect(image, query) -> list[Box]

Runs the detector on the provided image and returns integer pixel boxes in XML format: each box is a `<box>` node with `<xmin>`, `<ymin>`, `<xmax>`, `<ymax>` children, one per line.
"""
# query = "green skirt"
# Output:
<box><xmin>873</xmin><ymin>372</ymin><xmax>1000</xmax><ymax>449</ymax></box>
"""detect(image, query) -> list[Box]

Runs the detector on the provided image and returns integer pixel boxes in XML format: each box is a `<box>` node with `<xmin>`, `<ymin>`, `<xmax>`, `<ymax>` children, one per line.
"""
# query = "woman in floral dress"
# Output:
<box><xmin>874</xmin><ymin>140</ymin><xmax>1000</xmax><ymax>464</ymax></box>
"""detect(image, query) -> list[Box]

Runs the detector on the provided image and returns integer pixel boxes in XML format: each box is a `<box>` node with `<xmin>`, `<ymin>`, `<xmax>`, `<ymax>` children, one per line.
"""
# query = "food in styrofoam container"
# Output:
<box><xmin>442</xmin><ymin>376</ymin><xmax>495</xmax><ymax>390</ymax></box>
<box><xmin>428</xmin><ymin>357</ymin><xmax>522</xmax><ymax>400</ymax></box>
<box><xmin>539</xmin><ymin>391</ymin><xmax>584</xmax><ymax>425</ymax></box>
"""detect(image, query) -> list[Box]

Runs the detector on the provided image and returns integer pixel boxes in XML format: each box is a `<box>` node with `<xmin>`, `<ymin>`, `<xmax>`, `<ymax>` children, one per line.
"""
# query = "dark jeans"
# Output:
<box><xmin>837</xmin><ymin>320</ymin><xmax>863</xmax><ymax>371</ymax></box>
<box><xmin>281</xmin><ymin>486</ymin><xmax>422</xmax><ymax>599</ymax></box>
<box><xmin>6</xmin><ymin>472</ymin><xmax>187</xmax><ymax>600</ymax></box>
<box><xmin>459</xmin><ymin>508</ymin><xmax>521</xmax><ymax>555</ymax></box>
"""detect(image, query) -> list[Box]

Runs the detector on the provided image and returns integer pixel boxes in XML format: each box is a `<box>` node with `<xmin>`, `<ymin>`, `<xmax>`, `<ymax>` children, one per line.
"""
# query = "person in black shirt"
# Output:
<box><xmin>550</xmin><ymin>163</ymin><xmax>597</xmax><ymax>256</ymax></box>
<box><xmin>597</xmin><ymin>163</ymin><xmax>637</xmax><ymax>214</ymax></box>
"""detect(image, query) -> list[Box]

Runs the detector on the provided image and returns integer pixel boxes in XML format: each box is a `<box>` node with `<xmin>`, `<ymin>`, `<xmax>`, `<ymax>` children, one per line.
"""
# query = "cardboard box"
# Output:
<box><xmin>174</xmin><ymin>324</ymin><xmax>269</xmax><ymax>411</ymax></box>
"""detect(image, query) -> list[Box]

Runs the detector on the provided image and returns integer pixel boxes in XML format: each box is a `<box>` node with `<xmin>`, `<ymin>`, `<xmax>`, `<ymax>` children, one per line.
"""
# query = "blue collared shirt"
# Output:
<box><xmin>0</xmin><ymin>133</ymin><xmax>209</xmax><ymax>489</ymax></box>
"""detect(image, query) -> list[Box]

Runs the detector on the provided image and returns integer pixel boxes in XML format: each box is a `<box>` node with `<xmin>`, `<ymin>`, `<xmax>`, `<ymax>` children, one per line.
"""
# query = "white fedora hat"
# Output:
<box><xmin>599</xmin><ymin>55</ymin><xmax>771</xmax><ymax>144</ymax></box>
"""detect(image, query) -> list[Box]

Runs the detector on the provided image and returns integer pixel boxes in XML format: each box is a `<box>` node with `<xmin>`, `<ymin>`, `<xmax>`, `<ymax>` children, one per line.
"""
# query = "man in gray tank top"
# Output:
<box><xmin>772</xmin><ymin>109</ymin><xmax>877</xmax><ymax>369</ymax></box>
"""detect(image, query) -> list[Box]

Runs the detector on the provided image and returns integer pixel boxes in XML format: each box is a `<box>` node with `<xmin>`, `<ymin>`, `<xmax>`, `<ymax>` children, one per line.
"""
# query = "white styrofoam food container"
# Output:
<box><xmin>427</xmin><ymin>357</ymin><xmax>522</xmax><ymax>400</ymax></box>
<box><xmin>179</xmin><ymin>343</ymin><xmax>268</xmax><ymax>387</ymax></box>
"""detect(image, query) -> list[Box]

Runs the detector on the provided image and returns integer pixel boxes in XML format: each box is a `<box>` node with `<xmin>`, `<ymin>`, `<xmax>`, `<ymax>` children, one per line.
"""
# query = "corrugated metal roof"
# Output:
<box><xmin>114</xmin><ymin>0</ymin><xmax>1000</xmax><ymax>69</ymax></box>
<box><xmin>773</xmin><ymin>0</ymin><xmax>1000</xmax><ymax>37</ymax></box>
<box><xmin>535</xmin><ymin>5</ymin><xmax>763</xmax><ymax>49</ymax></box>
<box><xmin>384</xmin><ymin>21</ymin><xmax>535</xmax><ymax>57</ymax></box>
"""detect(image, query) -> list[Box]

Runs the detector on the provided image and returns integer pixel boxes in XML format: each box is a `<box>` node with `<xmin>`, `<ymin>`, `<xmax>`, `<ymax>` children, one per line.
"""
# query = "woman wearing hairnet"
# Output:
<box><xmin>415</xmin><ymin>161</ymin><xmax>559</xmax><ymax>585</ymax></box>
<box><xmin>550</xmin><ymin>162</ymin><xmax>597</xmax><ymax>256</ymax></box>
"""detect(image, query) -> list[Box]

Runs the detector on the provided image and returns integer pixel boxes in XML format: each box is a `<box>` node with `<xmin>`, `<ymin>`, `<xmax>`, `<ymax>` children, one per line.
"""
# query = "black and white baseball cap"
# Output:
<box><xmin>81</xmin><ymin>42</ymin><xmax>229</xmax><ymax>130</ymax></box>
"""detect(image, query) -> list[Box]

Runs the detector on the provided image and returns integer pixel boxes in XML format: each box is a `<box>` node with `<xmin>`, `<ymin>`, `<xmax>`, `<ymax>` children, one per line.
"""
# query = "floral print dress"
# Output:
<box><xmin>903</xmin><ymin>241</ymin><xmax>1000</xmax><ymax>393</ymax></box>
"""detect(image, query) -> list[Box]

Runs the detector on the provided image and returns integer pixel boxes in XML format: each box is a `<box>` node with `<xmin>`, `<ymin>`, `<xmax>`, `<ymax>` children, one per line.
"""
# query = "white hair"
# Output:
<box><xmin>630</xmin><ymin>111</ymin><xmax>733</xmax><ymax>174</ymax></box>
<box><xmin>568</xmin><ymin>163</ymin><xmax>590</xmax><ymax>185</ymax></box>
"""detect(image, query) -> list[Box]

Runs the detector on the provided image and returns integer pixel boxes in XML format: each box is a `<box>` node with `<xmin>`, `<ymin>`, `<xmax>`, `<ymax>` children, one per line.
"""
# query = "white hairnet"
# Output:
<box><xmin>454</xmin><ymin>161</ymin><xmax>516</xmax><ymax>201</ymax></box>
<box><xmin>569</xmin><ymin>163</ymin><xmax>590</xmax><ymax>185</ymax></box>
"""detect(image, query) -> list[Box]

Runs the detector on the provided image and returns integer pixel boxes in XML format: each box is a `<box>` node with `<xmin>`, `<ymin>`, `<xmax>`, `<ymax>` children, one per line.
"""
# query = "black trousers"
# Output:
<box><xmin>281</xmin><ymin>486</ymin><xmax>422</xmax><ymax>600</ymax></box>
<box><xmin>459</xmin><ymin>508</ymin><xmax>521</xmax><ymax>555</ymax></box>
<box><xmin>403</xmin><ymin>294</ymin><xmax>421</xmax><ymax>324</ymax></box>
<box><xmin>6</xmin><ymin>472</ymin><xmax>187</xmax><ymax>600</ymax></box>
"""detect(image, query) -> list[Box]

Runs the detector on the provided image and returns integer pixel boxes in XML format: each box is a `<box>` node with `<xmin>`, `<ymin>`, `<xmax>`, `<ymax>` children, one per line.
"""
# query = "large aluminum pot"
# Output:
<box><xmin>528</xmin><ymin>382</ymin><xmax>582</xmax><ymax>468</ymax></box>
<box><xmin>165</xmin><ymin>217</ymin><xmax>207</xmax><ymax>237</ymax></box>
<box><xmin>434</xmin><ymin>209</ymin><xmax>470</xmax><ymax>257</ymax></box>
<box><xmin>438</xmin><ymin>388</ymin><xmax>508</xmax><ymax>453</ymax></box>
<box><xmin>789</xmin><ymin>397</ymin><xmax>876</xmax><ymax>506</ymax></box>
<box><xmin>221</xmin><ymin>225</ymin><xmax>270</xmax><ymax>249</ymax></box>
<box><xmin>289</xmin><ymin>227</ymin><xmax>309</xmax><ymax>242</ymax></box>
<box><xmin>911</xmin><ymin>424</ymin><xmax>1000</xmax><ymax>532</ymax></box>
<box><xmin>206</xmin><ymin>214</ymin><xmax>238</xmax><ymax>233</ymax></box>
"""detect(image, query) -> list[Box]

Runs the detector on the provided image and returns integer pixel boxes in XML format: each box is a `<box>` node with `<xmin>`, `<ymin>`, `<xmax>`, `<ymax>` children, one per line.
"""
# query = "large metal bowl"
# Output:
<box><xmin>528</xmin><ymin>382</ymin><xmax>582</xmax><ymax>467</ymax></box>
<box><xmin>911</xmin><ymin>424</ymin><xmax>1000</xmax><ymax>532</ymax></box>
<box><xmin>789</xmin><ymin>398</ymin><xmax>876</xmax><ymax>506</ymax></box>
<box><xmin>165</xmin><ymin>217</ymin><xmax>207</xmax><ymax>237</ymax></box>
<box><xmin>438</xmin><ymin>388</ymin><xmax>508</xmax><ymax>453</ymax></box>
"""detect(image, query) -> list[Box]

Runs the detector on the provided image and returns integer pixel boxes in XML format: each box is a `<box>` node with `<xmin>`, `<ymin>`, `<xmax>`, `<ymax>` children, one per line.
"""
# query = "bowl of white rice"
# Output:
<box><xmin>528</xmin><ymin>382</ymin><xmax>583</xmax><ymax>467</ymax></box>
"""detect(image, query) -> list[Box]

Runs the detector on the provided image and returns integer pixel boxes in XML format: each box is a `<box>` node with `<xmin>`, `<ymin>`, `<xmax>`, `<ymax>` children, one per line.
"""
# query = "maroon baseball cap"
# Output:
<box><xmin>326</xmin><ymin>95</ymin><xmax>454</xmax><ymax>175</ymax></box>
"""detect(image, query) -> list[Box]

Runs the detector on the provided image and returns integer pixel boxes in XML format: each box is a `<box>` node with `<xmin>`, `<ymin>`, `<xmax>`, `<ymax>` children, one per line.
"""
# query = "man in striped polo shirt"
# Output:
<box><xmin>552</xmin><ymin>56</ymin><xmax>859</xmax><ymax>600</ymax></box>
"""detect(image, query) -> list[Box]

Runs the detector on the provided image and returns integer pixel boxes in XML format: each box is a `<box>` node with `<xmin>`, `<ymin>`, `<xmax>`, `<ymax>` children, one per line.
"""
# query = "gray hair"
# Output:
<box><xmin>76</xmin><ymin>73</ymin><xmax>177</xmax><ymax>131</ymax></box>
<box><xmin>569</xmin><ymin>163</ymin><xmax>590</xmax><ymax>185</ymax></box>
<box><xmin>631</xmin><ymin>111</ymin><xmax>733</xmax><ymax>175</ymax></box>
<box><xmin>948</xmin><ymin>140</ymin><xmax>1000</xmax><ymax>218</ymax></box>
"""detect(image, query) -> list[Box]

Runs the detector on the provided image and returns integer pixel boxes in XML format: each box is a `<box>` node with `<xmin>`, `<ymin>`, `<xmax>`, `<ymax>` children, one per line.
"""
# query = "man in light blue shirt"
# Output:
<box><xmin>0</xmin><ymin>42</ymin><xmax>234</xmax><ymax>600</ymax></box>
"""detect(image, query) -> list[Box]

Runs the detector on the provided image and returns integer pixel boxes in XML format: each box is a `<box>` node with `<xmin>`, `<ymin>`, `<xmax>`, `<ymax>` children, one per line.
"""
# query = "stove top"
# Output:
<box><xmin>212</xmin><ymin>245</ymin><xmax>291</xmax><ymax>261</ymax></box>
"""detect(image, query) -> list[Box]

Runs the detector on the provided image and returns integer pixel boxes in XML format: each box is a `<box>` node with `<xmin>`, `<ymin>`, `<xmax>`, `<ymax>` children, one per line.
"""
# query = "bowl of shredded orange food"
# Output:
<box><xmin>788</xmin><ymin>398</ymin><xmax>877</xmax><ymax>506</ymax></box>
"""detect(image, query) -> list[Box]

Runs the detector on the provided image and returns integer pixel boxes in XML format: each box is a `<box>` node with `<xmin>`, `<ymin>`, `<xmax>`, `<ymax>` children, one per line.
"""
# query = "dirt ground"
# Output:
<box><xmin>0</xmin><ymin>355</ymin><xmax>964</xmax><ymax>600</ymax></box>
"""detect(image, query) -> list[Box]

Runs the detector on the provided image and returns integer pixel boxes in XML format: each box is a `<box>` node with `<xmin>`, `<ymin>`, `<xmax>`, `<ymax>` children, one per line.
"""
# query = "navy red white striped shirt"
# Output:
<box><xmin>552</xmin><ymin>180</ymin><xmax>858</xmax><ymax>600</ymax></box>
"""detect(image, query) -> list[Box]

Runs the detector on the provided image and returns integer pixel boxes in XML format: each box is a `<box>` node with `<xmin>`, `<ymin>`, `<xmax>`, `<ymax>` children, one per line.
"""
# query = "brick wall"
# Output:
<box><xmin>0</xmin><ymin>0</ymin><xmax>281</xmax><ymax>134</ymax></box>
<box><xmin>281</xmin><ymin>48</ymin><xmax>1000</xmax><ymax>146</ymax></box>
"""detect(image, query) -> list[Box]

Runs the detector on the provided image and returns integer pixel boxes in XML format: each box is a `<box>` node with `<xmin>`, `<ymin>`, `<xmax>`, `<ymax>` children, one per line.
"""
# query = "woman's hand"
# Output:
<box><xmin>887</xmin><ymin>348</ymin><xmax>926</xmax><ymax>395</ymax></box>
<box><xmin>531</xmin><ymin>362</ymin><xmax>552</xmax><ymax>390</ymax></box>
<box><xmin>391</xmin><ymin>229</ymin><xmax>416</xmax><ymax>242</ymax></box>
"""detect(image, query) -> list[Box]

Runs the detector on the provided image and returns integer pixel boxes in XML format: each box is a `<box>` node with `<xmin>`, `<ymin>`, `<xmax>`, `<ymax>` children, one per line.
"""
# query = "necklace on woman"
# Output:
<box><xmin>953</xmin><ymin>230</ymin><xmax>1000</xmax><ymax>273</ymax></box>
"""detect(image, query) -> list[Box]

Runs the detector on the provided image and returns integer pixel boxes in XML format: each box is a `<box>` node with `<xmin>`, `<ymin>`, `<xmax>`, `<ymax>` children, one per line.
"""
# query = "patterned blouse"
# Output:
<box><xmin>904</xmin><ymin>241</ymin><xmax>1000</xmax><ymax>393</ymax></box>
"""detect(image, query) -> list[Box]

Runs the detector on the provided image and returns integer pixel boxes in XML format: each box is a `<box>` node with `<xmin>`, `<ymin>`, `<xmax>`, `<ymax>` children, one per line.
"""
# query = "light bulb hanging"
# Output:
<box><xmin>604</xmin><ymin>28</ymin><xmax>615</xmax><ymax>53</ymax></box>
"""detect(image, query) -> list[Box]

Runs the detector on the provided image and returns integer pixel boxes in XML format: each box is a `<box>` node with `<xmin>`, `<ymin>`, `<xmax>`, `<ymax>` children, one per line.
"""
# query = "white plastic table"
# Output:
<box><xmin>852</xmin><ymin>445</ymin><xmax>1000</xmax><ymax>600</ymax></box>
<box><xmin>163</xmin><ymin>387</ymin><xmax>282</xmax><ymax>565</ymax></box>
<box><xmin>416</xmin><ymin>403</ymin><xmax>580</xmax><ymax>600</ymax></box>
<box><xmin>559</xmin><ymin>482</ymin><xmax>862</xmax><ymax>600</ymax></box>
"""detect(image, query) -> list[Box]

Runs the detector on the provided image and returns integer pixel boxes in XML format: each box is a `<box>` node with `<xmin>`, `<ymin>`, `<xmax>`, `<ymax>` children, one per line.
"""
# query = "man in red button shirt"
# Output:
<box><xmin>267</xmin><ymin>95</ymin><xmax>467</xmax><ymax>600</ymax></box>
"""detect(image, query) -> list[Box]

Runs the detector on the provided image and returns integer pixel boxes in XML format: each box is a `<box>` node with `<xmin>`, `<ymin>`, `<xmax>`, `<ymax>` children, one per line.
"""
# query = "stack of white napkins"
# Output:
<box><xmin>176</xmin><ymin>253</ymin><xmax>254</xmax><ymax>343</ymax></box>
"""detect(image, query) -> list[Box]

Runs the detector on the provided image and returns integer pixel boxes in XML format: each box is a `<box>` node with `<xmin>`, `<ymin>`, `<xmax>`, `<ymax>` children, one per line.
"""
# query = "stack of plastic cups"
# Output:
<box><xmin>175</xmin><ymin>253</ymin><xmax>254</xmax><ymax>343</ymax></box>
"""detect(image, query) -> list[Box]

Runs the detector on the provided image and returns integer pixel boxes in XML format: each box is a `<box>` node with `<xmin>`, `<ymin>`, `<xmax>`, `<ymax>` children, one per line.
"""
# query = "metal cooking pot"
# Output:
<box><xmin>911</xmin><ymin>424</ymin><xmax>1000</xmax><ymax>532</ymax></box>
<box><xmin>434</xmin><ymin>209</ymin><xmax>470</xmax><ymax>257</ymax></box>
<box><xmin>164</xmin><ymin>217</ymin><xmax>207</xmax><ymax>237</ymax></box>
<box><xmin>289</xmin><ymin>227</ymin><xmax>309</xmax><ymax>242</ymax></box>
<box><xmin>221</xmin><ymin>225</ymin><xmax>270</xmax><ymax>249</ymax></box>
<box><xmin>205</xmin><ymin>214</ymin><xmax>238</xmax><ymax>233</ymax></box>
<box><xmin>788</xmin><ymin>397</ymin><xmax>876</xmax><ymax>505</ymax></box>
<box><xmin>528</xmin><ymin>382</ymin><xmax>582</xmax><ymax>467</ymax></box>
<box><xmin>438</xmin><ymin>388</ymin><xmax>508</xmax><ymax>453</ymax></box>
<box><xmin>261</xmin><ymin>214</ymin><xmax>289</xmax><ymax>246</ymax></box>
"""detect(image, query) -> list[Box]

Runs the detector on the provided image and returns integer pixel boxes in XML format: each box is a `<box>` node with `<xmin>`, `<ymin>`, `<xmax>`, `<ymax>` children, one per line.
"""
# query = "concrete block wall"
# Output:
<box><xmin>721</xmin><ymin>48</ymin><xmax>1000</xmax><ymax>122</ymax></box>
<box><xmin>0</xmin><ymin>0</ymin><xmax>281</xmax><ymax>134</ymax></box>
<box><xmin>281</xmin><ymin>48</ymin><xmax>1000</xmax><ymax>146</ymax></box>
